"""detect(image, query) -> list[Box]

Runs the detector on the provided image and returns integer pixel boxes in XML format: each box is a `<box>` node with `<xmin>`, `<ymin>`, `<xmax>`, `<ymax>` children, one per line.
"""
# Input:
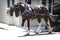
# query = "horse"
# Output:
<box><xmin>6</xmin><ymin>2</ymin><xmax>53</xmax><ymax>35</ymax></box>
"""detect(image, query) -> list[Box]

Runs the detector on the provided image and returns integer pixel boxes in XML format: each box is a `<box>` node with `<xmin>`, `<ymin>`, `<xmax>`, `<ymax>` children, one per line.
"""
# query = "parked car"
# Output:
<box><xmin>53</xmin><ymin>3</ymin><xmax>60</xmax><ymax>15</ymax></box>
<box><xmin>51</xmin><ymin>3</ymin><xmax>60</xmax><ymax>32</ymax></box>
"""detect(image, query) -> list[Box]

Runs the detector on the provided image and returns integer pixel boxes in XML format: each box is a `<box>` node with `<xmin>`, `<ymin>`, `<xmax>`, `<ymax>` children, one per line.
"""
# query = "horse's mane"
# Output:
<box><xmin>17</xmin><ymin>2</ymin><xmax>31</xmax><ymax>6</ymax></box>
<box><xmin>20</xmin><ymin>2</ymin><xmax>48</xmax><ymax>10</ymax></box>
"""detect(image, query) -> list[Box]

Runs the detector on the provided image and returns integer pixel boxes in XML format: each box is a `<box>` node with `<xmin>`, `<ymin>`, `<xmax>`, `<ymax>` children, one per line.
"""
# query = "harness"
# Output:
<box><xmin>21</xmin><ymin>4</ymin><xmax>32</xmax><ymax>15</ymax></box>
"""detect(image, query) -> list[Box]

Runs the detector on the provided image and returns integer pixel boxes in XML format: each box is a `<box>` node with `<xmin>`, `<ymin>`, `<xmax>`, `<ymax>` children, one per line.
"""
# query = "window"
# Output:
<box><xmin>49</xmin><ymin>0</ymin><xmax>54</xmax><ymax>13</ymax></box>
<box><xmin>7</xmin><ymin>0</ymin><xmax>10</xmax><ymax>7</ymax></box>
<box><xmin>12</xmin><ymin>0</ymin><xmax>14</xmax><ymax>6</ymax></box>
<box><xmin>42</xmin><ymin>0</ymin><xmax>46</xmax><ymax>6</ymax></box>
<box><xmin>7</xmin><ymin>0</ymin><xmax>14</xmax><ymax>7</ymax></box>
<box><xmin>25</xmin><ymin>0</ymin><xmax>31</xmax><ymax>4</ymax></box>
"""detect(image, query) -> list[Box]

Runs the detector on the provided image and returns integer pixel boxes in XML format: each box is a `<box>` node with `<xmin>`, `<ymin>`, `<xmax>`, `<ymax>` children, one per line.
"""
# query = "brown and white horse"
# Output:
<box><xmin>6</xmin><ymin>2</ymin><xmax>53</xmax><ymax>35</ymax></box>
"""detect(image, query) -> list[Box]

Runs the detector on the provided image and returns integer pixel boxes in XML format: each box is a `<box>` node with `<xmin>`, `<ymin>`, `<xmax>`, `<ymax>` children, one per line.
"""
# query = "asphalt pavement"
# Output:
<box><xmin>0</xmin><ymin>23</ymin><xmax>60</xmax><ymax>40</ymax></box>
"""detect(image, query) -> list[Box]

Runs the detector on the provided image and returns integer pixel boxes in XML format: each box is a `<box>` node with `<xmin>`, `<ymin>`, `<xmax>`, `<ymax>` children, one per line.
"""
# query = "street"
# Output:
<box><xmin>0</xmin><ymin>23</ymin><xmax>60</xmax><ymax>40</ymax></box>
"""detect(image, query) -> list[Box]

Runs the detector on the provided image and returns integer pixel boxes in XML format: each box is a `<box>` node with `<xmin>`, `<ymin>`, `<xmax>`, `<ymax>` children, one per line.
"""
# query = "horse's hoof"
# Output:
<box><xmin>23</xmin><ymin>27</ymin><xmax>28</xmax><ymax>31</ymax></box>
<box><xmin>36</xmin><ymin>30</ymin><xmax>41</xmax><ymax>34</ymax></box>
<box><xmin>33</xmin><ymin>31</ymin><xmax>39</xmax><ymax>34</ymax></box>
<box><xmin>36</xmin><ymin>32</ymin><xmax>39</xmax><ymax>34</ymax></box>
<box><xmin>48</xmin><ymin>32</ymin><xmax>52</xmax><ymax>34</ymax></box>
<box><xmin>23</xmin><ymin>30</ymin><xmax>29</xmax><ymax>32</ymax></box>
<box><xmin>24</xmin><ymin>33</ymin><xmax>29</xmax><ymax>36</ymax></box>
<box><xmin>33</xmin><ymin>31</ymin><xmax>38</xmax><ymax>34</ymax></box>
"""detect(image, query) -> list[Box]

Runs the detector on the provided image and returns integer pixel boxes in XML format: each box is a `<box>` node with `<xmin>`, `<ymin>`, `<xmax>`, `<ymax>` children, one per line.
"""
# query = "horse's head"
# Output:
<box><xmin>13</xmin><ymin>4</ymin><xmax>20</xmax><ymax>17</ymax></box>
<box><xmin>17</xmin><ymin>2</ymin><xmax>33</xmax><ymax>14</ymax></box>
<box><xmin>13</xmin><ymin>2</ymin><xmax>25</xmax><ymax>17</ymax></box>
<box><xmin>14</xmin><ymin>2</ymin><xmax>25</xmax><ymax>17</ymax></box>
<box><xmin>17</xmin><ymin>2</ymin><xmax>25</xmax><ymax>12</ymax></box>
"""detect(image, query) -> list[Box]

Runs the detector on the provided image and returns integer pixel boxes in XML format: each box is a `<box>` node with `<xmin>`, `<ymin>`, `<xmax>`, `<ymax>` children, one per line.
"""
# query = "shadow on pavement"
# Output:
<box><xmin>0</xmin><ymin>27</ymin><xmax>8</xmax><ymax>30</ymax></box>
<box><xmin>18</xmin><ymin>32</ymin><xmax>56</xmax><ymax>37</ymax></box>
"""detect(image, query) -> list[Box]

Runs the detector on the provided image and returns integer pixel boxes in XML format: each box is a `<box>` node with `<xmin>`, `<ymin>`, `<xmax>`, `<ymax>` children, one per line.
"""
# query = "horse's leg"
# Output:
<box><xmin>10</xmin><ymin>12</ymin><xmax>13</xmax><ymax>16</ymax></box>
<box><xmin>21</xmin><ymin>18</ymin><xmax>25</xmax><ymax>27</ymax></box>
<box><xmin>47</xmin><ymin>18</ymin><xmax>53</xmax><ymax>33</ymax></box>
<box><xmin>44</xmin><ymin>17</ymin><xmax>53</xmax><ymax>34</ymax></box>
<box><xmin>24</xmin><ymin>19</ymin><xmax>30</xmax><ymax>35</ymax></box>
<box><xmin>21</xmin><ymin>18</ymin><xmax>28</xmax><ymax>31</ymax></box>
<box><xmin>36</xmin><ymin>18</ymin><xmax>41</xmax><ymax>34</ymax></box>
<box><xmin>21</xmin><ymin>18</ymin><xmax>28</xmax><ymax>32</ymax></box>
<box><xmin>27</xmin><ymin>19</ymin><xmax>30</xmax><ymax>30</ymax></box>
<box><xmin>27</xmin><ymin>19</ymin><xmax>30</xmax><ymax>32</ymax></box>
